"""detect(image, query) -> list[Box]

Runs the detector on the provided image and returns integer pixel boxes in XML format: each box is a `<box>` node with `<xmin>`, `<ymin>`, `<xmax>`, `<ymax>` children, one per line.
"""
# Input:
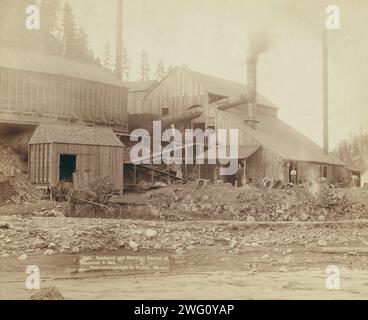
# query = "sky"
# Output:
<box><xmin>69</xmin><ymin>0</ymin><xmax>368</xmax><ymax>149</ymax></box>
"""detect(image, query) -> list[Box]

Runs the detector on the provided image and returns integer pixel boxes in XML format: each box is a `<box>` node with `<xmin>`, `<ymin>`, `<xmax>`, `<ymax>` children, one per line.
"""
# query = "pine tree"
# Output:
<box><xmin>156</xmin><ymin>60</ymin><xmax>165</xmax><ymax>81</ymax></box>
<box><xmin>103</xmin><ymin>42</ymin><xmax>113</xmax><ymax>71</ymax></box>
<box><xmin>75</xmin><ymin>26</ymin><xmax>94</xmax><ymax>62</ymax></box>
<box><xmin>40</xmin><ymin>0</ymin><xmax>60</xmax><ymax>36</ymax></box>
<box><xmin>62</xmin><ymin>2</ymin><xmax>78</xmax><ymax>58</ymax></box>
<box><xmin>62</xmin><ymin>2</ymin><xmax>94</xmax><ymax>63</ymax></box>
<box><xmin>167</xmin><ymin>64</ymin><xmax>174</xmax><ymax>74</ymax></box>
<box><xmin>139</xmin><ymin>50</ymin><xmax>150</xmax><ymax>81</ymax></box>
<box><xmin>121</xmin><ymin>45</ymin><xmax>130</xmax><ymax>80</ymax></box>
<box><xmin>40</xmin><ymin>0</ymin><xmax>63</xmax><ymax>54</ymax></box>
<box><xmin>0</xmin><ymin>0</ymin><xmax>39</xmax><ymax>49</ymax></box>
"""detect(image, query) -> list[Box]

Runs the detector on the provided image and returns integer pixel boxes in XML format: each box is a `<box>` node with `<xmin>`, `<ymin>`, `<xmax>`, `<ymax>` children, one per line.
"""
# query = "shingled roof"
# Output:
<box><xmin>218</xmin><ymin>109</ymin><xmax>344</xmax><ymax>166</ymax></box>
<box><xmin>28</xmin><ymin>124</ymin><xmax>124</xmax><ymax>147</ymax></box>
<box><xmin>0</xmin><ymin>47</ymin><xmax>127</xmax><ymax>88</ymax></box>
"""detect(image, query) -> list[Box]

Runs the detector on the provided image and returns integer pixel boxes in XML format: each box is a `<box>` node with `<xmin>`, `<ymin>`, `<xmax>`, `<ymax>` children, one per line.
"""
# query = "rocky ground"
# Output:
<box><xmin>1</xmin><ymin>177</ymin><xmax>368</xmax><ymax>299</ymax></box>
<box><xmin>101</xmin><ymin>182</ymin><xmax>368</xmax><ymax>222</ymax></box>
<box><xmin>2</xmin><ymin>215</ymin><xmax>368</xmax><ymax>259</ymax></box>
<box><xmin>2</xmin><ymin>216</ymin><xmax>368</xmax><ymax>299</ymax></box>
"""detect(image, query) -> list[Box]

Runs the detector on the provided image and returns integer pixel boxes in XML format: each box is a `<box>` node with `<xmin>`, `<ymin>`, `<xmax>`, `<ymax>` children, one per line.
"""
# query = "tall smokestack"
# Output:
<box><xmin>115</xmin><ymin>0</ymin><xmax>123</xmax><ymax>80</ymax></box>
<box><xmin>322</xmin><ymin>30</ymin><xmax>329</xmax><ymax>154</ymax></box>
<box><xmin>245</xmin><ymin>55</ymin><xmax>259</xmax><ymax>129</ymax></box>
<box><xmin>246</xmin><ymin>55</ymin><xmax>258</xmax><ymax>120</ymax></box>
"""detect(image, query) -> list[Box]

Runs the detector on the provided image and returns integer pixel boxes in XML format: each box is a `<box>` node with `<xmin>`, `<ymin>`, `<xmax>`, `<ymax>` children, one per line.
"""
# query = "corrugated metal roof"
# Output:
<box><xmin>126</xmin><ymin>80</ymin><xmax>158</xmax><ymax>92</ymax></box>
<box><xmin>28</xmin><ymin>124</ymin><xmax>124</xmax><ymax>147</ymax></box>
<box><xmin>0</xmin><ymin>47</ymin><xmax>127</xmax><ymax>88</ymax></box>
<box><xmin>218</xmin><ymin>109</ymin><xmax>345</xmax><ymax>166</ymax></box>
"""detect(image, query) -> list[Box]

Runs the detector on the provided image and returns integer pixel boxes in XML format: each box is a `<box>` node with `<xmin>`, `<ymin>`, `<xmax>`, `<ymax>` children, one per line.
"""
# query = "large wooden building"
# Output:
<box><xmin>127</xmin><ymin>80</ymin><xmax>158</xmax><ymax>115</ymax></box>
<box><xmin>137</xmin><ymin>66</ymin><xmax>348</xmax><ymax>184</ymax></box>
<box><xmin>28</xmin><ymin>124</ymin><xmax>124</xmax><ymax>191</ymax></box>
<box><xmin>0</xmin><ymin>47</ymin><xmax>128</xmax><ymax>131</ymax></box>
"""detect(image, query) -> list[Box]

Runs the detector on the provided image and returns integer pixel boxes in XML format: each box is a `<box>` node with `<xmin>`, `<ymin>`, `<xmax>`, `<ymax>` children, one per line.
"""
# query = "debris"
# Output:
<box><xmin>317</xmin><ymin>240</ymin><xmax>328</xmax><ymax>247</ymax></box>
<box><xmin>246</xmin><ymin>216</ymin><xmax>256</xmax><ymax>222</ymax></box>
<box><xmin>71</xmin><ymin>246</ymin><xmax>80</xmax><ymax>254</ymax></box>
<box><xmin>146</xmin><ymin>229</ymin><xmax>158</xmax><ymax>239</ymax></box>
<box><xmin>18</xmin><ymin>253</ymin><xmax>28</xmax><ymax>261</ymax></box>
<box><xmin>278</xmin><ymin>266</ymin><xmax>288</xmax><ymax>272</ymax></box>
<box><xmin>129</xmin><ymin>240</ymin><xmax>139</xmax><ymax>251</ymax></box>
<box><xmin>33</xmin><ymin>239</ymin><xmax>47</xmax><ymax>249</ymax></box>
<box><xmin>28</xmin><ymin>287</ymin><xmax>64</xmax><ymax>300</ymax></box>
<box><xmin>44</xmin><ymin>249</ymin><xmax>55</xmax><ymax>256</ymax></box>
<box><xmin>0</xmin><ymin>222</ymin><xmax>10</xmax><ymax>229</ymax></box>
<box><xmin>282</xmin><ymin>256</ymin><xmax>293</xmax><ymax>264</ymax></box>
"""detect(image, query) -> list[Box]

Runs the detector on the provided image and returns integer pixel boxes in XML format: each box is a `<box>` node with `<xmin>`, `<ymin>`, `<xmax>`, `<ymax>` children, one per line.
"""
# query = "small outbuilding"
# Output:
<box><xmin>28</xmin><ymin>124</ymin><xmax>124</xmax><ymax>191</ymax></box>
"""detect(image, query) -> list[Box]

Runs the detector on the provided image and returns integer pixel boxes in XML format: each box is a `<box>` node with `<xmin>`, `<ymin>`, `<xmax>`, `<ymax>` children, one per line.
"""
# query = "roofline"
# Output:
<box><xmin>218</xmin><ymin>110</ymin><xmax>345</xmax><ymax>166</ymax></box>
<box><xmin>0</xmin><ymin>47</ymin><xmax>129</xmax><ymax>89</ymax></box>
<box><xmin>143</xmin><ymin>67</ymin><xmax>180</xmax><ymax>99</ymax></box>
<box><xmin>28</xmin><ymin>141</ymin><xmax>124</xmax><ymax>147</ymax></box>
<box><xmin>281</xmin><ymin>159</ymin><xmax>345</xmax><ymax>166</ymax></box>
<box><xmin>143</xmin><ymin>66</ymin><xmax>278</xmax><ymax>109</ymax></box>
<box><xmin>1</xmin><ymin>65</ymin><xmax>129</xmax><ymax>90</ymax></box>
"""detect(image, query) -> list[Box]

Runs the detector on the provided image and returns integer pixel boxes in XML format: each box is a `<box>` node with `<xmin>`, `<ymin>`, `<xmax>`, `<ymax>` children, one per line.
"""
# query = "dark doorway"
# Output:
<box><xmin>289</xmin><ymin>162</ymin><xmax>298</xmax><ymax>184</ymax></box>
<box><xmin>59</xmin><ymin>154</ymin><xmax>76</xmax><ymax>182</ymax></box>
<box><xmin>321</xmin><ymin>165</ymin><xmax>328</xmax><ymax>178</ymax></box>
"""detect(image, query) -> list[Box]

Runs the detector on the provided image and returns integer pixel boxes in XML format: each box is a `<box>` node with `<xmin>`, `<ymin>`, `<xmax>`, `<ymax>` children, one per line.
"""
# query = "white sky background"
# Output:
<box><xmin>69</xmin><ymin>0</ymin><xmax>368</xmax><ymax>149</ymax></box>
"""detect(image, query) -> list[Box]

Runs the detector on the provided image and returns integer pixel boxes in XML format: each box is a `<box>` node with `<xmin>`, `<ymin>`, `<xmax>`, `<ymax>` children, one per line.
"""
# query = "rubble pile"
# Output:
<box><xmin>2</xmin><ymin>216</ymin><xmax>368</xmax><ymax>257</ymax></box>
<box><xmin>0</xmin><ymin>145</ymin><xmax>26</xmax><ymax>177</ymax></box>
<box><xmin>165</xmin><ymin>182</ymin><xmax>368</xmax><ymax>222</ymax></box>
<box><xmin>0</xmin><ymin>146</ymin><xmax>43</xmax><ymax>205</ymax></box>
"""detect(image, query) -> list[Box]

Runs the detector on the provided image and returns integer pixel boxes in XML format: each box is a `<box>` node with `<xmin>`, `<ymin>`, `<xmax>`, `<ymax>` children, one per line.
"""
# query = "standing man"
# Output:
<box><xmin>236</xmin><ymin>164</ymin><xmax>244</xmax><ymax>188</ymax></box>
<box><xmin>290</xmin><ymin>167</ymin><xmax>297</xmax><ymax>185</ymax></box>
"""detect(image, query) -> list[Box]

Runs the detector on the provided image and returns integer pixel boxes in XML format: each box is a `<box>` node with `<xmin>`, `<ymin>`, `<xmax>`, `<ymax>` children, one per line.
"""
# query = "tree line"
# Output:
<box><xmin>333</xmin><ymin>129</ymin><xmax>368</xmax><ymax>172</ymax></box>
<box><xmin>0</xmin><ymin>0</ymin><xmax>175</xmax><ymax>82</ymax></box>
<box><xmin>0</xmin><ymin>0</ymin><xmax>96</xmax><ymax>64</ymax></box>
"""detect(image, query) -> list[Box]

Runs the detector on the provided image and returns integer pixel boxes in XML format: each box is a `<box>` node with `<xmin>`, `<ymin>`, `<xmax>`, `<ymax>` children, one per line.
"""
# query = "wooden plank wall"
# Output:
<box><xmin>246</xmin><ymin>147</ymin><xmax>284</xmax><ymax>180</ymax></box>
<box><xmin>128</xmin><ymin>91</ymin><xmax>145</xmax><ymax>114</ymax></box>
<box><xmin>0</xmin><ymin>67</ymin><xmax>128</xmax><ymax>126</ymax></box>
<box><xmin>28</xmin><ymin>143</ymin><xmax>52</xmax><ymax>185</ymax></box>
<box><xmin>50</xmin><ymin>143</ymin><xmax>124</xmax><ymax>190</ymax></box>
<box><xmin>142</xmin><ymin>69</ymin><xmax>208</xmax><ymax>115</ymax></box>
<box><xmin>29</xmin><ymin>143</ymin><xmax>124</xmax><ymax>190</ymax></box>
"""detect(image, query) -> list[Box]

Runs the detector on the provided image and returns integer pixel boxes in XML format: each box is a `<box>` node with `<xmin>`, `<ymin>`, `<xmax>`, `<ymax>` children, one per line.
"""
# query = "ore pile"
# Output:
<box><xmin>166</xmin><ymin>182</ymin><xmax>368</xmax><ymax>222</ymax></box>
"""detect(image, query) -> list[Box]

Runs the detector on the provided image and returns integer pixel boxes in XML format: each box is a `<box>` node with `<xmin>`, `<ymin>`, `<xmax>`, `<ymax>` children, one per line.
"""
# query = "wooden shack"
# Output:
<box><xmin>28</xmin><ymin>124</ymin><xmax>124</xmax><ymax>191</ymax></box>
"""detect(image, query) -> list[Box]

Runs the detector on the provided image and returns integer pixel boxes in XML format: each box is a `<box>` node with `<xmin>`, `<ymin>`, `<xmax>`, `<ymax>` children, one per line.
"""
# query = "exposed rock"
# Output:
<box><xmin>28</xmin><ymin>287</ymin><xmax>64</xmax><ymax>300</ymax></box>
<box><xmin>0</xmin><ymin>222</ymin><xmax>10</xmax><ymax>229</ymax></box>
<box><xmin>129</xmin><ymin>240</ymin><xmax>139</xmax><ymax>251</ymax></box>
<box><xmin>18</xmin><ymin>253</ymin><xmax>28</xmax><ymax>261</ymax></box>
<box><xmin>44</xmin><ymin>249</ymin><xmax>54</xmax><ymax>256</ymax></box>
<box><xmin>71</xmin><ymin>246</ymin><xmax>80</xmax><ymax>254</ymax></box>
<box><xmin>282</xmin><ymin>256</ymin><xmax>293</xmax><ymax>264</ymax></box>
<box><xmin>246</xmin><ymin>216</ymin><xmax>256</xmax><ymax>222</ymax></box>
<box><xmin>146</xmin><ymin>229</ymin><xmax>158</xmax><ymax>239</ymax></box>
<box><xmin>318</xmin><ymin>240</ymin><xmax>328</xmax><ymax>247</ymax></box>
<box><xmin>33</xmin><ymin>239</ymin><xmax>47</xmax><ymax>249</ymax></box>
<box><xmin>48</xmin><ymin>243</ymin><xmax>56</xmax><ymax>249</ymax></box>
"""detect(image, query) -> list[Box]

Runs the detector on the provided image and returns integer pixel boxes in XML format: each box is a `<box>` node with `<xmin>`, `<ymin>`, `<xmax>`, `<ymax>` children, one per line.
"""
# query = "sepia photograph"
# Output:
<box><xmin>0</xmin><ymin>0</ymin><xmax>368</xmax><ymax>306</ymax></box>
